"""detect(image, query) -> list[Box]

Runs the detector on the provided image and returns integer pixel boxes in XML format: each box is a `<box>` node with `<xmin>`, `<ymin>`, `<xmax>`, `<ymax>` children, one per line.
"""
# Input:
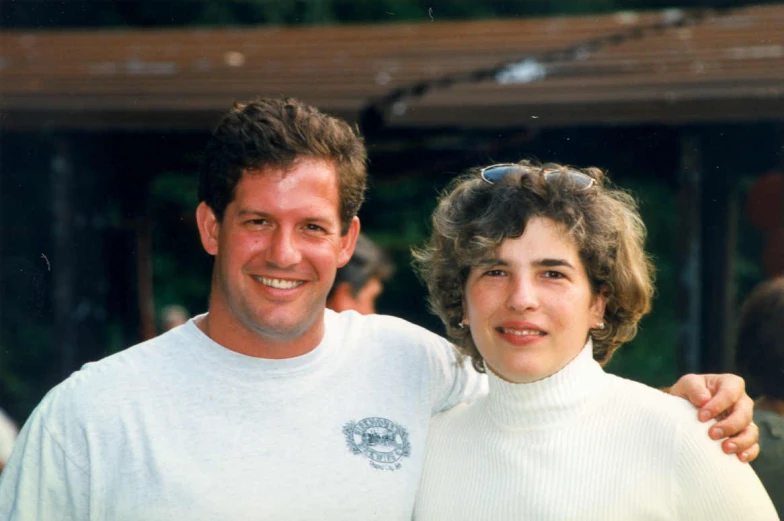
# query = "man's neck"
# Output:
<box><xmin>195</xmin><ymin>311</ymin><xmax>324</xmax><ymax>360</ymax></box>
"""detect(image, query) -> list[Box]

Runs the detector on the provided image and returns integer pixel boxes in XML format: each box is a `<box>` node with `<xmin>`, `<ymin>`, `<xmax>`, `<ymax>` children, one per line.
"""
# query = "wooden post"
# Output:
<box><xmin>676</xmin><ymin>130</ymin><xmax>738</xmax><ymax>374</ymax></box>
<box><xmin>136</xmin><ymin>215</ymin><xmax>157</xmax><ymax>341</ymax></box>
<box><xmin>51</xmin><ymin>138</ymin><xmax>76</xmax><ymax>378</ymax></box>
<box><xmin>676</xmin><ymin>131</ymin><xmax>702</xmax><ymax>375</ymax></box>
<box><xmin>699</xmin><ymin>134</ymin><xmax>737</xmax><ymax>374</ymax></box>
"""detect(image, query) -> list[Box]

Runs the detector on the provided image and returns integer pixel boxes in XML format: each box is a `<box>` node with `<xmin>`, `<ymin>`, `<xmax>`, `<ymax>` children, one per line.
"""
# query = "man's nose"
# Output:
<box><xmin>268</xmin><ymin>228</ymin><xmax>302</xmax><ymax>268</ymax></box>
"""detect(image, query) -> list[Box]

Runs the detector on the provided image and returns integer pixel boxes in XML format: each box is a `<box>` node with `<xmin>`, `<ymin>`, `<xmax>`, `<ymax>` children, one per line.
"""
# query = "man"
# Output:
<box><xmin>0</xmin><ymin>98</ymin><xmax>759</xmax><ymax>520</ymax></box>
<box><xmin>326</xmin><ymin>233</ymin><xmax>395</xmax><ymax>314</ymax></box>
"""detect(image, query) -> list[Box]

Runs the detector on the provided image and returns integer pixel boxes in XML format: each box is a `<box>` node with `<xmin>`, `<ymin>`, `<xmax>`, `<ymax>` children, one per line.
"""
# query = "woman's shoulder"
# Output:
<box><xmin>599</xmin><ymin>374</ymin><xmax>711</xmax><ymax>438</ymax></box>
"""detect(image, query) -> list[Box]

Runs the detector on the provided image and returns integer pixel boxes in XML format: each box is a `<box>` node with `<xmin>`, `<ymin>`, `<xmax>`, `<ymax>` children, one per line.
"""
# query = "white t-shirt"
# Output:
<box><xmin>0</xmin><ymin>310</ymin><xmax>486</xmax><ymax>521</ymax></box>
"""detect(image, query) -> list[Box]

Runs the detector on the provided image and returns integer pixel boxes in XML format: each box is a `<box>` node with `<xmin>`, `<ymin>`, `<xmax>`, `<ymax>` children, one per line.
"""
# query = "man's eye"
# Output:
<box><xmin>248</xmin><ymin>219</ymin><xmax>267</xmax><ymax>226</ymax></box>
<box><xmin>305</xmin><ymin>223</ymin><xmax>326</xmax><ymax>232</ymax></box>
<box><xmin>543</xmin><ymin>270</ymin><xmax>564</xmax><ymax>279</ymax></box>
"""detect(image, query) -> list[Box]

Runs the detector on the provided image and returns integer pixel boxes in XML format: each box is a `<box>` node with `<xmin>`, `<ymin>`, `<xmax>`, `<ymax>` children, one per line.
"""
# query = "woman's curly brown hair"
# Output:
<box><xmin>413</xmin><ymin>160</ymin><xmax>655</xmax><ymax>373</ymax></box>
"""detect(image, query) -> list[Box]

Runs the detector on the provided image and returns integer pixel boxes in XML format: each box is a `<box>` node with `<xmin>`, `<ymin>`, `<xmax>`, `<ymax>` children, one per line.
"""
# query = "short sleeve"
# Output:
<box><xmin>0</xmin><ymin>398</ymin><xmax>90</xmax><ymax>520</ymax></box>
<box><xmin>425</xmin><ymin>335</ymin><xmax>488</xmax><ymax>414</ymax></box>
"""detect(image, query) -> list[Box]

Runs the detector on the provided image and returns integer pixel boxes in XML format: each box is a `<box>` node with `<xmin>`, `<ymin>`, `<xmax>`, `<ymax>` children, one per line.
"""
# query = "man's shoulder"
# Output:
<box><xmin>328</xmin><ymin>310</ymin><xmax>449</xmax><ymax>349</ymax></box>
<box><xmin>40</xmin><ymin>327</ymin><xmax>194</xmax><ymax>420</ymax></box>
<box><xmin>430</xmin><ymin>397</ymin><xmax>482</xmax><ymax>430</ymax></box>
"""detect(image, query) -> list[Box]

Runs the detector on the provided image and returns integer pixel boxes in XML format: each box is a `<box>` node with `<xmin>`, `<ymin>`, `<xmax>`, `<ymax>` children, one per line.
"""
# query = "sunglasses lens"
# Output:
<box><xmin>481</xmin><ymin>164</ymin><xmax>595</xmax><ymax>190</ymax></box>
<box><xmin>480</xmin><ymin>164</ymin><xmax>522</xmax><ymax>184</ymax></box>
<box><xmin>543</xmin><ymin>170</ymin><xmax>594</xmax><ymax>190</ymax></box>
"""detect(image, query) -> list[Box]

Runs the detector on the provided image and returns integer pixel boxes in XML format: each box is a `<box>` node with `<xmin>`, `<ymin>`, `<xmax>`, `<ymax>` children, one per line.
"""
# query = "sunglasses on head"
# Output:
<box><xmin>479</xmin><ymin>163</ymin><xmax>596</xmax><ymax>191</ymax></box>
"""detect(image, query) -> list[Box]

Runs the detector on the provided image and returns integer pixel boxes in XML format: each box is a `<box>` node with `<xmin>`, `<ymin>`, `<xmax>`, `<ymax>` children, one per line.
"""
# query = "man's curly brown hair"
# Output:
<box><xmin>198</xmin><ymin>97</ymin><xmax>367</xmax><ymax>234</ymax></box>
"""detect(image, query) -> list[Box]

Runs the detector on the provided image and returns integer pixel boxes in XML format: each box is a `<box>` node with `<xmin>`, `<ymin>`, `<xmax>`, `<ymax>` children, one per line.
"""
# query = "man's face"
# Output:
<box><xmin>198</xmin><ymin>158</ymin><xmax>359</xmax><ymax>355</ymax></box>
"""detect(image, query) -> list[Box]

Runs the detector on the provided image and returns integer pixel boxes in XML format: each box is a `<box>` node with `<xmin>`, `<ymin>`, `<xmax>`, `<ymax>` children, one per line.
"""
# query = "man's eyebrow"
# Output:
<box><xmin>236</xmin><ymin>209</ymin><xmax>335</xmax><ymax>226</ymax></box>
<box><xmin>534</xmin><ymin>258</ymin><xmax>575</xmax><ymax>269</ymax></box>
<box><xmin>237</xmin><ymin>209</ymin><xmax>269</xmax><ymax>217</ymax></box>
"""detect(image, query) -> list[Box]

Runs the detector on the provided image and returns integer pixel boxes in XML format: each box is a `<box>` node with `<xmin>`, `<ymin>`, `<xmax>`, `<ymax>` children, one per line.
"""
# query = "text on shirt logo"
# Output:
<box><xmin>342</xmin><ymin>417</ymin><xmax>411</xmax><ymax>471</ymax></box>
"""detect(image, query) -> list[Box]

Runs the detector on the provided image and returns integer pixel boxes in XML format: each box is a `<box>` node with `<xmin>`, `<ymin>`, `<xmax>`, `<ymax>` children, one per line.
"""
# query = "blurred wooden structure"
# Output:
<box><xmin>1</xmin><ymin>4</ymin><xmax>782</xmax><ymax>379</ymax></box>
<box><xmin>1</xmin><ymin>4</ymin><xmax>782</xmax><ymax>130</ymax></box>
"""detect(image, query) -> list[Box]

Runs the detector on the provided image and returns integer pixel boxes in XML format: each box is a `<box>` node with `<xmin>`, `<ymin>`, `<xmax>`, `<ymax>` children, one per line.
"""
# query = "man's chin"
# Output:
<box><xmin>248</xmin><ymin>313</ymin><xmax>321</xmax><ymax>341</ymax></box>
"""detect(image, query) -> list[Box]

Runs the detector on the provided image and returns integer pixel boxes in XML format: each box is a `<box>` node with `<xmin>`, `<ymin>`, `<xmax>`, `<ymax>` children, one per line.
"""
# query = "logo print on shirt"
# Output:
<box><xmin>342</xmin><ymin>417</ymin><xmax>411</xmax><ymax>471</ymax></box>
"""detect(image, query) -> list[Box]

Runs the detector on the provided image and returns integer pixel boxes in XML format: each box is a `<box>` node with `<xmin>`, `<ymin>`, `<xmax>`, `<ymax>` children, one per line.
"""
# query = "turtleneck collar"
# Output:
<box><xmin>484</xmin><ymin>339</ymin><xmax>610</xmax><ymax>431</ymax></box>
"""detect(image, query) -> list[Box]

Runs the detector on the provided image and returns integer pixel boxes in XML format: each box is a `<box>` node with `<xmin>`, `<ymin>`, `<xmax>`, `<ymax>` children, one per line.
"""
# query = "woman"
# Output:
<box><xmin>413</xmin><ymin>161</ymin><xmax>777</xmax><ymax>520</ymax></box>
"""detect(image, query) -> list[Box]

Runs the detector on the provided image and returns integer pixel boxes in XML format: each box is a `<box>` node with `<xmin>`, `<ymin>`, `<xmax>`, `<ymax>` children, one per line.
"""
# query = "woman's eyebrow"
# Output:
<box><xmin>534</xmin><ymin>258</ymin><xmax>575</xmax><ymax>269</ymax></box>
<box><xmin>475</xmin><ymin>258</ymin><xmax>508</xmax><ymax>268</ymax></box>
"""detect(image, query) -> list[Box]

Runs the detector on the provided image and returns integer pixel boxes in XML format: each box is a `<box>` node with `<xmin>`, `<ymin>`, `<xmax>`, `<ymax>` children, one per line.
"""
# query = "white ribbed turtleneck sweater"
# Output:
<box><xmin>414</xmin><ymin>343</ymin><xmax>778</xmax><ymax>520</ymax></box>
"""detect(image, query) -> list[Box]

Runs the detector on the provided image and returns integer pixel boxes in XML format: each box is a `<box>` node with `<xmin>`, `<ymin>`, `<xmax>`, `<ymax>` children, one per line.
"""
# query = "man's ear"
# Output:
<box><xmin>196</xmin><ymin>202</ymin><xmax>220</xmax><ymax>256</ymax></box>
<box><xmin>337</xmin><ymin>217</ymin><xmax>360</xmax><ymax>267</ymax></box>
<box><xmin>327</xmin><ymin>282</ymin><xmax>357</xmax><ymax>313</ymax></box>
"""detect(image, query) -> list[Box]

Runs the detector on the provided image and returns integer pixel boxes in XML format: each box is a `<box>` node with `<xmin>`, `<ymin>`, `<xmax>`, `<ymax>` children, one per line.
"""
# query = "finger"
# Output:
<box><xmin>719</xmin><ymin>420</ymin><xmax>758</xmax><ymax>454</ymax></box>
<box><xmin>737</xmin><ymin>442</ymin><xmax>760</xmax><ymax>464</ymax></box>
<box><xmin>698</xmin><ymin>375</ymin><xmax>744</xmax><ymax>422</ymax></box>
<box><xmin>671</xmin><ymin>374</ymin><xmax>712</xmax><ymax>407</ymax></box>
<box><xmin>709</xmin><ymin>395</ymin><xmax>754</xmax><ymax>438</ymax></box>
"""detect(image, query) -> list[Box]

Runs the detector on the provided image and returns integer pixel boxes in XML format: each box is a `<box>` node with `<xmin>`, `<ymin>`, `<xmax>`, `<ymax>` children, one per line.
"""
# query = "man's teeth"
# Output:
<box><xmin>500</xmin><ymin>328</ymin><xmax>545</xmax><ymax>336</ymax></box>
<box><xmin>255</xmin><ymin>276</ymin><xmax>304</xmax><ymax>290</ymax></box>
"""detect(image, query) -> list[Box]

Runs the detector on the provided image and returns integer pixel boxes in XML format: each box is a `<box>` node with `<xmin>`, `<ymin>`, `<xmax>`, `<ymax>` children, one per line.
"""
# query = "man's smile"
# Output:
<box><xmin>252</xmin><ymin>275</ymin><xmax>305</xmax><ymax>290</ymax></box>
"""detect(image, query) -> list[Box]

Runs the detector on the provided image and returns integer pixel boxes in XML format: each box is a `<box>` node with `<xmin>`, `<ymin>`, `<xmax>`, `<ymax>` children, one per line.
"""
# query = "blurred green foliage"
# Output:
<box><xmin>1</xmin><ymin>0</ymin><xmax>779</xmax><ymax>426</ymax></box>
<box><xmin>2</xmin><ymin>0</ymin><xmax>775</xmax><ymax>29</ymax></box>
<box><xmin>149</xmin><ymin>172</ymin><xmax>212</xmax><ymax>329</ymax></box>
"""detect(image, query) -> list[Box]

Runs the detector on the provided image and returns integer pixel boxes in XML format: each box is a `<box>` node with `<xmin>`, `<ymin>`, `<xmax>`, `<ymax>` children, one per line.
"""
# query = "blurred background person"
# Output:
<box><xmin>736</xmin><ymin>275</ymin><xmax>784</xmax><ymax>515</ymax></box>
<box><xmin>326</xmin><ymin>233</ymin><xmax>395</xmax><ymax>315</ymax></box>
<box><xmin>160</xmin><ymin>304</ymin><xmax>190</xmax><ymax>332</ymax></box>
<box><xmin>0</xmin><ymin>408</ymin><xmax>18</xmax><ymax>474</ymax></box>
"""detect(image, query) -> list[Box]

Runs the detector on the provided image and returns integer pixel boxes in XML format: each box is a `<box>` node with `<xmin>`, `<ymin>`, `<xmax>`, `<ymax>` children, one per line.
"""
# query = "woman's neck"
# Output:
<box><xmin>483</xmin><ymin>341</ymin><xmax>609</xmax><ymax>430</ymax></box>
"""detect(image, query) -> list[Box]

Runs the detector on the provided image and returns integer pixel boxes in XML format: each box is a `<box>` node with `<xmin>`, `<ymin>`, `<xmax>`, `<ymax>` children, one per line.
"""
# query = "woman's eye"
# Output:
<box><xmin>484</xmin><ymin>269</ymin><xmax>506</xmax><ymax>277</ymax></box>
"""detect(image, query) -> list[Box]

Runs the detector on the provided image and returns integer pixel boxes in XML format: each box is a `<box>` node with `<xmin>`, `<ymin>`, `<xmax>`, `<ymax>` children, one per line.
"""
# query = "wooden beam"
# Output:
<box><xmin>50</xmin><ymin>137</ymin><xmax>76</xmax><ymax>378</ymax></box>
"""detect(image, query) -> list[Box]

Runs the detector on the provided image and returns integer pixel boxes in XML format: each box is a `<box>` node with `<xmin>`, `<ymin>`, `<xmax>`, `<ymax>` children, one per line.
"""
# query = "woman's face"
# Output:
<box><xmin>463</xmin><ymin>217</ymin><xmax>606</xmax><ymax>384</ymax></box>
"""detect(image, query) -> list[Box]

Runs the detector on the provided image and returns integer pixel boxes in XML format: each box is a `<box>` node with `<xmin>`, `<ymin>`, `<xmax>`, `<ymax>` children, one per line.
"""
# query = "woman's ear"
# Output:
<box><xmin>590</xmin><ymin>284</ymin><xmax>608</xmax><ymax>325</ymax></box>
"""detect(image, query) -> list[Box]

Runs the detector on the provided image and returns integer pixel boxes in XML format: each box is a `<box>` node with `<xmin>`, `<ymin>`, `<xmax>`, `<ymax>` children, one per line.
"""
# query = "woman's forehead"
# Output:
<box><xmin>500</xmin><ymin>218</ymin><xmax>576</xmax><ymax>250</ymax></box>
